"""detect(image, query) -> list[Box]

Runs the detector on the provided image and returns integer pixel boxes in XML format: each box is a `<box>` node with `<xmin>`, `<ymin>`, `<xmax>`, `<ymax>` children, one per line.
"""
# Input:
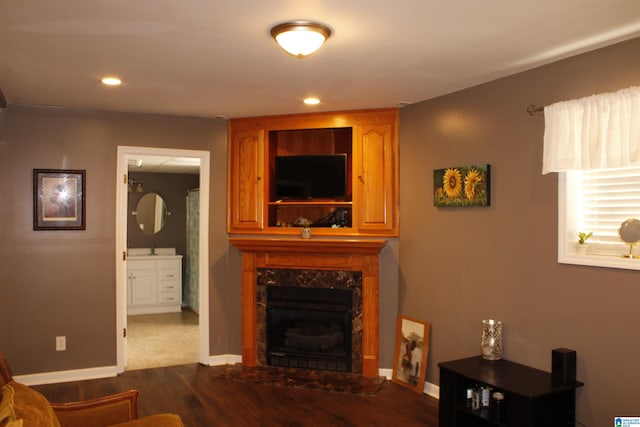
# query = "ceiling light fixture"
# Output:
<box><xmin>101</xmin><ymin>77</ymin><xmax>122</xmax><ymax>86</ymax></box>
<box><xmin>270</xmin><ymin>21</ymin><xmax>331</xmax><ymax>58</ymax></box>
<box><xmin>304</xmin><ymin>97</ymin><xmax>320</xmax><ymax>105</ymax></box>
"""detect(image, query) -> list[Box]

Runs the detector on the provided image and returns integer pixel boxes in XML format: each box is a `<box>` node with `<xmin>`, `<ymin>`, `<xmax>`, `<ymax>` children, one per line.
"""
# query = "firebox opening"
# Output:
<box><xmin>267</xmin><ymin>286</ymin><xmax>353</xmax><ymax>372</ymax></box>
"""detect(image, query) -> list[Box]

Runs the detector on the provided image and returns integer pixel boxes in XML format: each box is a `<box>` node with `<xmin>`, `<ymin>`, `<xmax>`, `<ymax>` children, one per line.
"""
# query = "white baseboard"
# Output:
<box><xmin>423</xmin><ymin>381</ymin><xmax>440</xmax><ymax>399</ymax></box>
<box><xmin>13</xmin><ymin>354</ymin><xmax>241</xmax><ymax>386</ymax></box>
<box><xmin>13</xmin><ymin>355</ymin><xmax>441</xmax><ymax>401</ymax></box>
<box><xmin>14</xmin><ymin>365</ymin><xmax>118</xmax><ymax>386</ymax></box>
<box><xmin>207</xmin><ymin>354</ymin><xmax>242</xmax><ymax>366</ymax></box>
<box><xmin>379</xmin><ymin>368</ymin><xmax>393</xmax><ymax>379</ymax></box>
<box><xmin>379</xmin><ymin>367</ymin><xmax>439</xmax><ymax>399</ymax></box>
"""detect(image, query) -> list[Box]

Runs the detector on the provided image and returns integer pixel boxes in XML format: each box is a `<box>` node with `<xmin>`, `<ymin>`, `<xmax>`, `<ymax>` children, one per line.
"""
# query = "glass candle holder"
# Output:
<box><xmin>481</xmin><ymin>319</ymin><xmax>503</xmax><ymax>360</ymax></box>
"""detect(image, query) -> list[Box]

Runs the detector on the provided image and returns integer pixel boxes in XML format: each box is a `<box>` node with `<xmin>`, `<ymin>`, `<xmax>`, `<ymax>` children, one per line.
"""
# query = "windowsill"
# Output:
<box><xmin>559</xmin><ymin>252</ymin><xmax>640</xmax><ymax>271</ymax></box>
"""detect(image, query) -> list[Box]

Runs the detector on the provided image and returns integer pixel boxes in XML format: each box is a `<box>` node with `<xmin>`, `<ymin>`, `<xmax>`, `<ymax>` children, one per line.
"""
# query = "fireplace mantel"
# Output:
<box><xmin>229</xmin><ymin>237</ymin><xmax>387</xmax><ymax>254</ymax></box>
<box><xmin>229</xmin><ymin>237</ymin><xmax>387</xmax><ymax>378</ymax></box>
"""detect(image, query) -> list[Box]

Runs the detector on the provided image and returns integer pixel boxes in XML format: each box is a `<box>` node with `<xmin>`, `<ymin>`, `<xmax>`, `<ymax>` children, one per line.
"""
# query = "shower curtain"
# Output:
<box><xmin>185</xmin><ymin>188</ymin><xmax>199</xmax><ymax>313</ymax></box>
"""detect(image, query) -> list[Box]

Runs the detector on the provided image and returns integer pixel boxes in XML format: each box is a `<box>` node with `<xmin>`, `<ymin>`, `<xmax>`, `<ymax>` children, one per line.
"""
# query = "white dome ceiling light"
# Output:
<box><xmin>270</xmin><ymin>21</ymin><xmax>331</xmax><ymax>58</ymax></box>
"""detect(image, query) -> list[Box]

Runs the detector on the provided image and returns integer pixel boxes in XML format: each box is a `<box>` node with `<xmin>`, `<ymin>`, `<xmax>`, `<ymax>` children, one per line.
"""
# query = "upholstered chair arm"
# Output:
<box><xmin>51</xmin><ymin>389</ymin><xmax>138</xmax><ymax>427</ymax></box>
<box><xmin>0</xmin><ymin>353</ymin><xmax>14</xmax><ymax>386</ymax></box>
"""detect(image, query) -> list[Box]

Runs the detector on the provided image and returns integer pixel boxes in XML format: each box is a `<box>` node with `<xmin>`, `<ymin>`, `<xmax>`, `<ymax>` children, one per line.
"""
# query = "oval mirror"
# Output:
<box><xmin>135</xmin><ymin>192</ymin><xmax>168</xmax><ymax>235</ymax></box>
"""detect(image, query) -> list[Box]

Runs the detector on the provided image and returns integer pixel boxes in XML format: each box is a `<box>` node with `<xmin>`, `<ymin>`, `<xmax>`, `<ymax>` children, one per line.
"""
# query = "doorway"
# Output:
<box><xmin>116</xmin><ymin>146</ymin><xmax>210</xmax><ymax>373</ymax></box>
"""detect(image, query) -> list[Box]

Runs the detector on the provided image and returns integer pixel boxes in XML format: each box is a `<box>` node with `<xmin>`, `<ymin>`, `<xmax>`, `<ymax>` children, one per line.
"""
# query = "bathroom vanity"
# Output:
<box><xmin>127</xmin><ymin>249</ymin><xmax>182</xmax><ymax>315</ymax></box>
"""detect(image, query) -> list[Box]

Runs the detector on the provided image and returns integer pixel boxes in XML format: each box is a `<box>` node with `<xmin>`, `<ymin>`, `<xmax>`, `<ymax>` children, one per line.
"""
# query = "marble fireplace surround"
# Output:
<box><xmin>229</xmin><ymin>238</ymin><xmax>387</xmax><ymax>378</ymax></box>
<box><xmin>258</xmin><ymin>268</ymin><xmax>363</xmax><ymax>373</ymax></box>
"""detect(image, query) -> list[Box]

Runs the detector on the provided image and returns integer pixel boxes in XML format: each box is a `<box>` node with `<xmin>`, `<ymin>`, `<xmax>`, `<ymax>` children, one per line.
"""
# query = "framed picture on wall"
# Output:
<box><xmin>33</xmin><ymin>169</ymin><xmax>86</xmax><ymax>230</ymax></box>
<box><xmin>392</xmin><ymin>315</ymin><xmax>431</xmax><ymax>392</ymax></box>
<box><xmin>433</xmin><ymin>164</ymin><xmax>490</xmax><ymax>207</ymax></box>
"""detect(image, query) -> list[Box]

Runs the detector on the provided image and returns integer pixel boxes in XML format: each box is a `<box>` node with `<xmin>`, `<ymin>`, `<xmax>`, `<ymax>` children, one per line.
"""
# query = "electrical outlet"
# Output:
<box><xmin>56</xmin><ymin>336</ymin><xmax>66</xmax><ymax>351</ymax></box>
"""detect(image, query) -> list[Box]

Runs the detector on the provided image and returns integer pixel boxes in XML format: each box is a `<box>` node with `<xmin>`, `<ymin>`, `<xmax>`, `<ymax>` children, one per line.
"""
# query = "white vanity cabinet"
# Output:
<box><xmin>156</xmin><ymin>259</ymin><xmax>181</xmax><ymax>306</ymax></box>
<box><xmin>128</xmin><ymin>259</ymin><xmax>156</xmax><ymax>307</ymax></box>
<box><xmin>127</xmin><ymin>255</ymin><xmax>183</xmax><ymax>315</ymax></box>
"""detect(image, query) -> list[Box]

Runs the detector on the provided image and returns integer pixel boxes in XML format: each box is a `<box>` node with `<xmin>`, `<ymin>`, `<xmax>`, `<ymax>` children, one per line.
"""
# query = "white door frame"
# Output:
<box><xmin>115</xmin><ymin>145</ymin><xmax>210</xmax><ymax>372</ymax></box>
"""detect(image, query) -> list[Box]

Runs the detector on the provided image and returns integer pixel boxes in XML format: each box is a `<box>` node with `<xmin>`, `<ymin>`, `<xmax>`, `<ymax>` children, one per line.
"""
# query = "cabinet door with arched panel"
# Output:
<box><xmin>227</xmin><ymin>128</ymin><xmax>265</xmax><ymax>232</ymax></box>
<box><xmin>354</xmin><ymin>119</ymin><xmax>398</xmax><ymax>235</ymax></box>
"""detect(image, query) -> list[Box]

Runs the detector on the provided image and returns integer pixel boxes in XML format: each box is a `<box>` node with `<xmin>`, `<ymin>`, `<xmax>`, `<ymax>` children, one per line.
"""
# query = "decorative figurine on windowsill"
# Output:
<box><xmin>576</xmin><ymin>231</ymin><xmax>592</xmax><ymax>255</ymax></box>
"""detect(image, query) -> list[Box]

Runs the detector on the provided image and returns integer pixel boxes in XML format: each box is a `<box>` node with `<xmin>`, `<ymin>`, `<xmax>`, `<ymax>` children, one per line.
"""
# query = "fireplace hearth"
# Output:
<box><xmin>267</xmin><ymin>285</ymin><xmax>353</xmax><ymax>372</ymax></box>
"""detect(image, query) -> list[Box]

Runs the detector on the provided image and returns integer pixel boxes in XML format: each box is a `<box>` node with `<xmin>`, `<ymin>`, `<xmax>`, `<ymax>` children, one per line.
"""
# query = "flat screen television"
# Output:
<box><xmin>275</xmin><ymin>154</ymin><xmax>347</xmax><ymax>200</ymax></box>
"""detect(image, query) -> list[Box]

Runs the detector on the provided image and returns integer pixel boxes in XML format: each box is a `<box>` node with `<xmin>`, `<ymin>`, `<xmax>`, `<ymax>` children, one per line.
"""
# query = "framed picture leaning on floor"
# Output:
<box><xmin>392</xmin><ymin>315</ymin><xmax>430</xmax><ymax>392</ymax></box>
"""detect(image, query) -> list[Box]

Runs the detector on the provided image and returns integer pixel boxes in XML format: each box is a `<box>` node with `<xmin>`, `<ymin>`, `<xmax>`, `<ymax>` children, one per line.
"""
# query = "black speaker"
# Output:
<box><xmin>552</xmin><ymin>348</ymin><xmax>576</xmax><ymax>384</ymax></box>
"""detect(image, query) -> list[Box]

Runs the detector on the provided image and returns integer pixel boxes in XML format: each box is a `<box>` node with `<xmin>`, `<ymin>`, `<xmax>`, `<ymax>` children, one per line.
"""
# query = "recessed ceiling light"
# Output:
<box><xmin>304</xmin><ymin>97</ymin><xmax>320</xmax><ymax>105</ymax></box>
<box><xmin>101</xmin><ymin>77</ymin><xmax>122</xmax><ymax>86</ymax></box>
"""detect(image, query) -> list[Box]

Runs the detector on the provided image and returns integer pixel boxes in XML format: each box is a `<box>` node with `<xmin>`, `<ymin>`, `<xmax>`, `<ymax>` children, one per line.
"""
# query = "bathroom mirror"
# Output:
<box><xmin>135</xmin><ymin>192</ymin><xmax>168</xmax><ymax>235</ymax></box>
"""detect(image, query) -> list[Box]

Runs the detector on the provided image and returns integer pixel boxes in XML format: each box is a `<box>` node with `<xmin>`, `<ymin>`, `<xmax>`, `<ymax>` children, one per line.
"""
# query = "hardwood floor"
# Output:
<box><xmin>33</xmin><ymin>363</ymin><xmax>439</xmax><ymax>426</ymax></box>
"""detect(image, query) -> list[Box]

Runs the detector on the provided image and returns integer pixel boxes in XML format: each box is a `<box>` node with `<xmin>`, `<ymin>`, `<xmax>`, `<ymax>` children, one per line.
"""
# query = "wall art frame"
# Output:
<box><xmin>434</xmin><ymin>164</ymin><xmax>490</xmax><ymax>207</ymax></box>
<box><xmin>33</xmin><ymin>169</ymin><xmax>86</xmax><ymax>230</ymax></box>
<box><xmin>392</xmin><ymin>315</ymin><xmax>431</xmax><ymax>392</ymax></box>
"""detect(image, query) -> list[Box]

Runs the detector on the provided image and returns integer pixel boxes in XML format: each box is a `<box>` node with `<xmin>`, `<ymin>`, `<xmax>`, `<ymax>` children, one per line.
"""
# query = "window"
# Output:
<box><xmin>559</xmin><ymin>166</ymin><xmax>640</xmax><ymax>270</ymax></box>
<box><xmin>545</xmin><ymin>86</ymin><xmax>640</xmax><ymax>271</ymax></box>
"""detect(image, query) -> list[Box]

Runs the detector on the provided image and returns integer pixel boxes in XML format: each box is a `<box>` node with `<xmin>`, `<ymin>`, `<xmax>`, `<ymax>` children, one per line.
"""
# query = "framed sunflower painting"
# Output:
<box><xmin>433</xmin><ymin>164</ymin><xmax>490</xmax><ymax>207</ymax></box>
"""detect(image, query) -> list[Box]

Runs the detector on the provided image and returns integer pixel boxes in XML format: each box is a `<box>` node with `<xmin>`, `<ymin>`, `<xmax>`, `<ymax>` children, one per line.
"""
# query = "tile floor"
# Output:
<box><xmin>126</xmin><ymin>310</ymin><xmax>199</xmax><ymax>370</ymax></box>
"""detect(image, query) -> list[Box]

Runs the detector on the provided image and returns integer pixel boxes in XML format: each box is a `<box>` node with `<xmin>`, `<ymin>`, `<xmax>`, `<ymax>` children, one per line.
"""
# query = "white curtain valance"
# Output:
<box><xmin>542</xmin><ymin>85</ymin><xmax>640</xmax><ymax>174</ymax></box>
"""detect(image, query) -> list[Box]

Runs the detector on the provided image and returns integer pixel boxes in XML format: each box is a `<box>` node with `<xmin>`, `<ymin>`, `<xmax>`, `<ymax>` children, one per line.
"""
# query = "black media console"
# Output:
<box><xmin>438</xmin><ymin>356</ymin><xmax>583</xmax><ymax>427</ymax></box>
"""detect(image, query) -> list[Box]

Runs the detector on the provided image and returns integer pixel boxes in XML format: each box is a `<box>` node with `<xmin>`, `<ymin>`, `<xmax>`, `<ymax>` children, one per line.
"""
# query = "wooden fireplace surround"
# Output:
<box><xmin>229</xmin><ymin>237</ymin><xmax>387</xmax><ymax>378</ymax></box>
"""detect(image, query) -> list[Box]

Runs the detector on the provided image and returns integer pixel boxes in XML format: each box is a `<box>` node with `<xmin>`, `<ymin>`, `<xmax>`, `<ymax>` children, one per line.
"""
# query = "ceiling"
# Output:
<box><xmin>127</xmin><ymin>155</ymin><xmax>201</xmax><ymax>174</ymax></box>
<box><xmin>1</xmin><ymin>0</ymin><xmax>640</xmax><ymax>122</ymax></box>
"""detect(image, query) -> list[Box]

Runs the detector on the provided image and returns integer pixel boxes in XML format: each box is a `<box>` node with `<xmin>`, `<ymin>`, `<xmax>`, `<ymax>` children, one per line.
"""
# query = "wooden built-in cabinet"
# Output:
<box><xmin>228</xmin><ymin>129</ymin><xmax>265</xmax><ymax>231</ymax></box>
<box><xmin>355</xmin><ymin>122</ymin><xmax>395</xmax><ymax>233</ymax></box>
<box><xmin>227</xmin><ymin>109</ymin><xmax>398</xmax><ymax>236</ymax></box>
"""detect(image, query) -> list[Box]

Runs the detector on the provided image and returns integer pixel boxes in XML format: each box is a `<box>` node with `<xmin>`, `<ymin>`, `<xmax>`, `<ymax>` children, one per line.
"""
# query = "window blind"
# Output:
<box><xmin>579</xmin><ymin>166</ymin><xmax>640</xmax><ymax>247</ymax></box>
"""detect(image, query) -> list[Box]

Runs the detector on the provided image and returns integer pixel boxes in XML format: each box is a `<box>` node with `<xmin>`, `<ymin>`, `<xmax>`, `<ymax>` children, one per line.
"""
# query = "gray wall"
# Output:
<box><xmin>399</xmin><ymin>37</ymin><xmax>640</xmax><ymax>426</ymax></box>
<box><xmin>0</xmin><ymin>107</ymin><xmax>234</xmax><ymax>373</ymax></box>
